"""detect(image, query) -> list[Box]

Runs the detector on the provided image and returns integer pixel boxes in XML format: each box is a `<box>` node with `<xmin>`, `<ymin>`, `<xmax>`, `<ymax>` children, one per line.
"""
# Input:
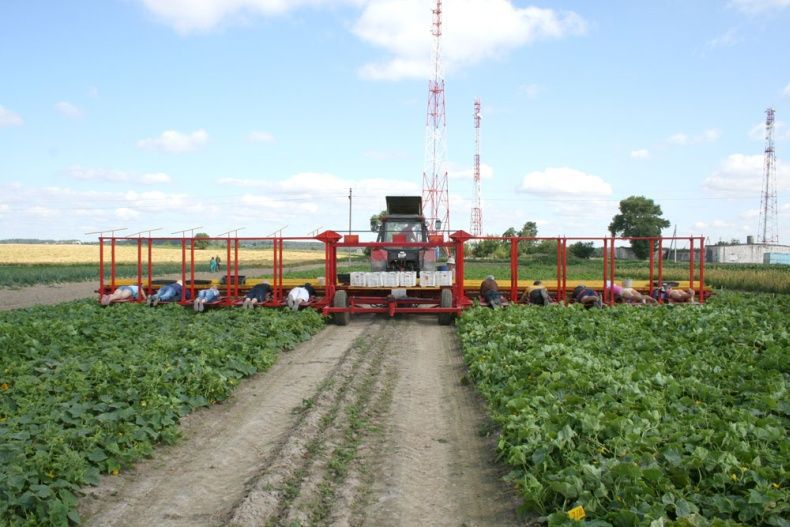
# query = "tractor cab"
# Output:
<box><xmin>371</xmin><ymin>196</ymin><xmax>435</xmax><ymax>271</ymax></box>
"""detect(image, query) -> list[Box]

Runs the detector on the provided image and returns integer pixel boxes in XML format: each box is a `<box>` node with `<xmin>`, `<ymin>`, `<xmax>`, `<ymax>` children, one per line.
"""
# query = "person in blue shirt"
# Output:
<box><xmin>101</xmin><ymin>285</ymin><xmax>146</xmax><ymax>306</ymax></box>
<box><xmin>147</xmin><ymin>280</ymin><xmax>185</xmax><ymax>306</ymax></box>
<box><xmin>193</xmin><ymin>286</ymin><xmax>220</xmax><ymax>312</ymax></box>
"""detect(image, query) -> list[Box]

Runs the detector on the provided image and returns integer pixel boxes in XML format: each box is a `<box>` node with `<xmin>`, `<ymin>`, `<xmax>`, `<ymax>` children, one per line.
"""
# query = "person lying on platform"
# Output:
<box><xmin>242</xmin><ymin>281</ymin><xmax>273</xmax><ymax>309</ymax></box>
<box><xmin>572</xmin><ymin>284</ymin><xmax>602</xmax><ymax>308</ymax></box>
<box><xmin>663</xmin><ymin>285</ymin><xmax>696</xmax><ymax>303</ymax></box>
<box><xmin>101</xmin><ymin>285</ymin><xmax>146</xmax><ymax>306</ymax></box>
<box><xmin>286</xmin><ymin>283</ymin><xmax>316</xmax><ymax>311</ymax></box>
<box><xmin>147</xmin><ymin>280</ymin><xmax>185</xmax><ymax>306</ymax></box>
<box><xmin>522</xmin><ymin>280</ymin><xmax>555</xmax><ymax>306</ymax></box>
<box><xmin>193</xmin><ymin>286</ymin><xmax>220</xmax><ymax>312</ymax></box>
<box><xmin>480</xmin><ymin>275</ymin><xmax>506</xmax><ymax>308</ymax></box>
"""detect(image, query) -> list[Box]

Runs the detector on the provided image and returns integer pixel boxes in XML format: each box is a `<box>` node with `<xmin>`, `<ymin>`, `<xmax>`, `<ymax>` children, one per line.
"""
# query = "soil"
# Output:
<box><xmin>77</xmin><ymin>315</ymin><xmax>524</xmax><ymax>526</ymax></box>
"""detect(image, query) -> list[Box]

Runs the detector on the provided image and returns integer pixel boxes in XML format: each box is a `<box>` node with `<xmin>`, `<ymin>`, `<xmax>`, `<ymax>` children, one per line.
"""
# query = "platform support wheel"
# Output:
<box><xmin>438</xmin><ymin>288</ymin><xmax>453</xmax><ymax>326</ymax></box>
<box><xmin>333</xmin><ymin>290</ymin><xmax>350</xmax><ymax>326</ymax></box>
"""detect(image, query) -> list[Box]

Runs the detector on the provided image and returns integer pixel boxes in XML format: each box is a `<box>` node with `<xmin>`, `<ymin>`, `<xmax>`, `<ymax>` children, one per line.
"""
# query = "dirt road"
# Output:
<box><xmin>78</xmin><ymin>316</ymin><xmax>522</xmax><ymax>526</ymax></box>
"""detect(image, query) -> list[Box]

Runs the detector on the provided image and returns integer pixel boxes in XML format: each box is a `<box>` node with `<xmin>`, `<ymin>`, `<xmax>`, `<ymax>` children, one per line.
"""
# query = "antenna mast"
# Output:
<box><xmin>470</xmin><ymin>98</ymin><xmax>482</xmax><ymax>236</ymax></box>
<box><xmin>758</xmin><ymin>107</ymin><xmax>778</xmax><ymax>244</ymax></box>
<box><xmin>422</xmin><ymin>0</ymin><xmax>449</xmax><ymax>235</ymax></box>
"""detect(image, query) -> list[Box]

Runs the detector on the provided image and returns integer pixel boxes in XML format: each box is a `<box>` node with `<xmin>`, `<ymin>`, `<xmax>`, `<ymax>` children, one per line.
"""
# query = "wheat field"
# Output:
<box><xmin>0</xmin><ymin>244</ymin><xmax>324</xmax><ymax>265</ymax></box>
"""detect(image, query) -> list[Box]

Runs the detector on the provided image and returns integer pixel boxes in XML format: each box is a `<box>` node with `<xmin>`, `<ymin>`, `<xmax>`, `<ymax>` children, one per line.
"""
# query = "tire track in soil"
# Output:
<box><xmin>79</xmin><ymin>316</ymin><xmax>523</xmax><ymax>527</ymax></box>
<box><xmin>78</xmin><ymin>318</ymin><xmax>379</xmax><ymax>527</ymax></box>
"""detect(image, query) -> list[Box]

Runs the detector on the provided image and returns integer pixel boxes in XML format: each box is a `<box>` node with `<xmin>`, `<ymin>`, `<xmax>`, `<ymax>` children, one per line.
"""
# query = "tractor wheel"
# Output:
<box><xmin>333</xmin><ymin>290</ymin><xmax>350</xmax><ymax>326</ymax></box>
<box><xmin>438</xmin><ymin>288</ymin><xmax>453</xmax><ymax>326</ymax></box>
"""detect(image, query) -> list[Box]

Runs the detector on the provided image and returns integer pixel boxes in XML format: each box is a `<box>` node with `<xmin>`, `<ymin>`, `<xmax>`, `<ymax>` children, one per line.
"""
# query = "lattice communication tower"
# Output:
<box><xmin>422</xmin><ymin>0</ymin><xmax>449</xmax><ymax>234</ymax></box>
<box><xmin>470</xmin><ymin>98</ymin><xmax>482</xmax><ymax>236</ymax></box>
<box><xmin>758</xmin><ymin>107</ymin><xmax>778</xmax><ymax>244</ymax></box>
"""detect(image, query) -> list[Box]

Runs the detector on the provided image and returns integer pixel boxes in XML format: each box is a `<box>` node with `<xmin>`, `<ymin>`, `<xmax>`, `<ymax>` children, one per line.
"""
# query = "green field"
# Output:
<box><xmin>0</xmin><ymin>301</ymin><xmax>324</xmax><ymax>526</ymax></box>
<box><xmin>457</xmin><ymin>292</ymin><xmax>789</xmax><ymax>525</ymax></box>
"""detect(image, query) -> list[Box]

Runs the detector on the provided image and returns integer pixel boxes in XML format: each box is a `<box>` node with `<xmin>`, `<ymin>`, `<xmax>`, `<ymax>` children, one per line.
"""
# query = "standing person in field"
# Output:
<box><xmin>242</xmin><ymin>281</ymin><xmax>273</xmax><ymax>309</ymax></box>
<box><xmin>101</xmin><ymin>285</ymin><xmax>146</xmax><ymax>306</ymax></box>
<box><xmin>209</xmin><ymin>256</ymin><xmax>217</xmax><ymax>273</ymax></box>
<box><xmin>215</xmin><ymin>255</ymin><xmax>222</xmax><ymax>271</ymax></box>
<box><xmin>479</xmin><ymin>275</ymin><xmax>505</xmax><ymax>308</ymax></box>
<box><xmin>522</xmin><ymin>280</ymin><xmax>555</xmax><ymax>306</ymax></box>
<box><xmin>286</xmin><ymin>283</ymin><xmax>316</xmax><ymax>311</ymax></box>
<box><xmin>193</xmin><ymin>286</ymin><xmax>220</xmax><ymax>312</ymax></box>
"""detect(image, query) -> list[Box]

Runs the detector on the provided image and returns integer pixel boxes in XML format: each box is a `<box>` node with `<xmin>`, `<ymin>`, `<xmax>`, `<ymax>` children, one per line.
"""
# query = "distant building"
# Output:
<box><xmin>706</xmin><ymin>242</ymin><xmax>790</xmax><ymax>264</ymax></box>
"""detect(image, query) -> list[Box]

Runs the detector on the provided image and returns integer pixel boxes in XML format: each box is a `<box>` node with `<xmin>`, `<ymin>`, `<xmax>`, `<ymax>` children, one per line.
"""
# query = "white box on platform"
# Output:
<box><xmin>399</xmin><ymin>271</ymin><xmax>417</xmax><ymax>287</ymax></box>
<box><xmin>383</xmin><ymin>272</ymin><xmax>400</xmax><ymax>287</ymax></box>
<box><xmin>365</xmin><ymin>272</ymin><xmax>383</xmax><ymax>288</ymax></box>
<box><xmin>436</xmin><ymin>271</ymin><xmax>453</xmax><ymax>286</ymax></box>
<box><xmin>419</xmin><ymin>271</ymin><xmax>435</xmax><ymax>287</ymax></box>
<box><xmin>350</xmin><ymin>272</ymin><xmax>366</xmax><ymax>287</ymax></box>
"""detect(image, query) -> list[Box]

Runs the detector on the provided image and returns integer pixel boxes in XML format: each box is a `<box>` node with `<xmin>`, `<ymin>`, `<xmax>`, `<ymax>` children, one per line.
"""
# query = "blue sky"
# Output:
<box><xmin>1</xmin><ymin>0</ymin><xmax>789</xmax><ymax>244</ymax></box>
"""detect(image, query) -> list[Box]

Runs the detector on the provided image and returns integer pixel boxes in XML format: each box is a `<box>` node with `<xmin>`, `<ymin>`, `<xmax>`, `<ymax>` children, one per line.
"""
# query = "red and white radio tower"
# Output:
<box><xmin>422</xmin><ymin>0</ymin><xmax>449</xmax><ymax>235</ymax></box>
<box><xmin>470</xmin><ymin>98</ymin><xmax>482</xmax><ymax>236</ymax></box>
<box><xmin>758</xmin><ymin>107</ymin><xmax>778</xmax><ymax>244</ymax></box>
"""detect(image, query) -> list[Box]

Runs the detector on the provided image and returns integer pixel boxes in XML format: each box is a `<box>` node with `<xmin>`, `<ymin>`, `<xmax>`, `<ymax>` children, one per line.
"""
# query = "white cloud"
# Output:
<box><xmin>115</xmin><ymin>207</ymin><xmax>141</xmax><ymax>220</ymax></box>
<box><xmin>749</xmin><ymin>119</ymin><xmax>790</xmax><ymax>141</ymax></box>
<box><xmin>65</xmin><ymin>166</ymin><xmax>171</xmax><ymax>185</ymax></box>
<box><xmin>55</xmin><ymin>101</ymin><xmax>83</xmax><ymax>119</ymax></box>
<box><xmin>354</xmin><ymin>0</ymin><xmax>586</xmax><ymax>80</ymax></box>
<box><xmin>730</xmin><ymin>0</ymin><xmax>790</xmax><ymax>13</ymax></box>
<box><xmin>139</xmin><ymin>0</ymin><xmax>365</xmax><ymax>33</ymax></box>
<box><xmin>247</xmin><ymin>130</ymin><xmax>275</xmax><ymax>143</ymax></box>
<box><xmin>784</xmin><ymin>83</ymin><xmax>790</xmax><ymax>97</ymax></box>
<box><xmin>518</xmin><ymin>167</ymin><xmax>612</xmax><ymax>197</ymax></box>
<box><xmin>141</xmin><ymin>172</ymin><xmax>172</xmax><ymax>184</ymax></box>
<box><xmin>706</xmin><ymin>28</ymin><xmax>740</xmax><ymax>49</ymax></box>
<box><xmin>703</xmin><ymin>153</ymin><xmax>790</xmax><ymax>195</ymax></box>
<box><xmin>137</xmin><ymin>129</ymin><xmax>208</xmax><ymax>153</ymax></box>
<box><xmin>87</xmin><ymin>86</ymin><xmax>99</xmax><ymax>98</ymax></box>
<box><xmin>630</xmin><ymin>149</ymin><xmax>650</xmax><ymax>160</ymax></box>
<box><xmin>520</xmin><ymin>83</ymin><xmax>540</xmax><ymax>98</ymax></box>
<box><xmin>666</xmin><ymin>128</ymin><xmax>720</xmax><ymax>146</ymax></box>
<box><xmin>0</xmin><ymin>105</ymin><xmax>23</xmax><ymax>127</ymax></box>
<box><xmin>448</xmin><ymin>162</ymin><xmax>494</xmax><ymax>180</ymax></box>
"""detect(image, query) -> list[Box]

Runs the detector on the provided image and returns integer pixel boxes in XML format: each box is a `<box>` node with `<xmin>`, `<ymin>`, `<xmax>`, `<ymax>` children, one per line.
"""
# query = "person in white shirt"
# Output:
<box><xmin>286</xmin><ymin>283</ymin><xmax>316</xmax><ymax>311</ymax></box>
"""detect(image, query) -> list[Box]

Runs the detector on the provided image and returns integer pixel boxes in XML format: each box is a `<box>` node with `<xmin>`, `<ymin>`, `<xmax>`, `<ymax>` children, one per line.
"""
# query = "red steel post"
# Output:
<box><xmin>610</xmin><ymin>238</ymin><xmax>616</xmax><ymax>306</ymax></box>
<box><xmin>556</xmin><ymin>239</ymin><xmax>562</xmax><ymax>301</ymax></box>
<box><xmin>234</xmin><ymin>238</ymin><xmax>240</xmax><ymax>298</ymax></box>
<box><xmin>147</xmin><ymin>238</ymin><xmax>152</xmax><ymax>295</ymax></box>
<box><xmin>181</xmin><ymin>238</ymin><xmax>187</xmax><ymax>302</ymax></box>
<box><xmin>279</xmin><ymin>238</ymin><xmax>284</xmax><ymax>300</ymax></box>
<box><xmin>562</xmin><ymin>238</ymin><xmax>568</xmax><ymax>303</ymax></box>
<box><xmin>658</xmin><ymin>238</ymin><xmax>664</xmax><ymax>303</ymax></box>
<box><xmin>603</xmin><ymin>237</ymin><xmax>609</xmax><ymax>302</ymax></box>
<box><xmin>649</xmin><ymin>238</ymin><xmax>655</xmax><ymax>296</ymax></box>
<box><xmin>99</xmin><ymin>237</ymin><xmax>104</xmax><ymax>299</ymax></box>
<box><xmin>225</xmin><ymin>239</ymin><xmax>231</xmax><ymax>299</ymax></box>
<box><xmin>699</xmin><ymin>237</ymin><xmax>705</xmax><ymax>304</ymax></box>
<box><xmin>111</xmin><ymin>237</ymin><xmax>117</xmax><ymax>290</ymax></box>
<box><xmin>137</xmin><ymin>238</ymin><xmax>143</xmax><ymax>302</ymax></box>
<box><xmin>190</xmin><ymin>237</ymin><xmax>195</xmax><ymax>300</ymax></box>
<box><xmin>510</xmin><ymin>238</ymin><xmax>518</xmax><ymax>302</ymax></box>
<box><xmin>689</xmin><ymin>237</ymin><xmax>695</xmax><ymax>290</ymax></box>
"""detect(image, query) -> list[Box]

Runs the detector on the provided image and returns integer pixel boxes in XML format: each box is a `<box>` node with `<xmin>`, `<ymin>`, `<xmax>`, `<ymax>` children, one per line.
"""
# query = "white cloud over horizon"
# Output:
<box><xmin>136</xmin><ymin>0</ymin><xmax>586</xmax><ymax>81</ymax></box>
<box><xmin>65</xmin><ymin>166</ymin><xmax>172</xmax><ymax>185</ymax></box>
<box><xmin>55</xmin><ymin>101</ymin><xmax>83</xmax><ymax>119</ymax></box>
<box><xmin>137</xmin><ymin>129</ymin><xmax>208</xmax><ymax>153</ymax></box>
<box><xmin>730</xmin><ymin>0</ymin><xmax>790</xmax><ymax>14</ymax></box>
<box><xmin>354</xmin><ymin>0</ymin><xmax>587</xmax><ymax>80</ymax></box>
<box><xmin>666</xmin><ymin>129</ymin><xmax>720</xmax><ymax>146</ymax></box>
<box><xmin>630</xmin><ymin>149</ymin><xmax>650</xmax><ymax>160</ymax></box>
<box><xmin>518</xmin><ymin>167</ymin><xmax>613</xmax><ymax>197</ymax></box>
<box><xmin>0</xmin><ymin>105</ymin><xmax>23</xmax><ymax>127</ymax></box>
<box><xmin>703</xmin><ymin>153</ymin><xmax>790</xmax><ymax>195</ymax></box>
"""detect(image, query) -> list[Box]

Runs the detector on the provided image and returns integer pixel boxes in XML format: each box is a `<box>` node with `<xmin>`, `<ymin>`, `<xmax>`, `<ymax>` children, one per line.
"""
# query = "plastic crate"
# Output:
<box><xmin>399</xmin><ymin>271</ymin><xmax>417</xmax><ymax>287</ymax></box>
<box><xmin>383</xmin><ymin>272</ymin><xmax>400</xmax><ymax>287</ymax></box>
<box><xmin>436</xmin><ymin>271</ymin><xmax>453</xmax><ymax>286</ymax></box>
<box><xmin>365</xmin><ymin>272</ymin><xmax>383</xmax><ymax>288</ymax></box>
<box><xmin>419</xmin><ymin>271</ymin><xmax>435</xmax><ymax>287</ymax></box>
<box><xmin>350</xmin><ymin>272</ymin><xmax>366</xmax><ymax>287</ymax></box>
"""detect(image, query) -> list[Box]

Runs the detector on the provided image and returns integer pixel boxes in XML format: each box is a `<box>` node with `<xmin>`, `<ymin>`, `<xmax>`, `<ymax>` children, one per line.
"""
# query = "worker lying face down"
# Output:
<box><xmin>479</xmin><ymin>275</ymin><xmax>506</xmax><ymax>308</ymax></box>
<box><xmin>242</xmin><ymin>281</ymin><xmax>273</xmax><ymax>309</ymax></box>
<box><xmin>286</xmin><ymin>283</ymin><xmax>316</xmax><ymax>311</ymax></box>
<box><xmin>522</xmin><ymin>280</ymin><xmax>555</xmax><ymax>306</ymax></box>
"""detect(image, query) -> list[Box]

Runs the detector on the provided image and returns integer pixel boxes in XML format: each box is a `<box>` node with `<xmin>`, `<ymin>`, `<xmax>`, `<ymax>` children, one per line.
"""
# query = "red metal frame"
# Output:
<box><xmin>97</xmin><ymin>232</ymin><xmax>708</xmax><ymax>313</ymax></box>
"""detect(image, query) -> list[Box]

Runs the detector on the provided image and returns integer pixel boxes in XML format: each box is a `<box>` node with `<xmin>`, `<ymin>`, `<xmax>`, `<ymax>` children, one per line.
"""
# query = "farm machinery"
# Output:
<box><xmin>96</xmin><ymin>198</ymin><xmax>709</xmax><ymax>324</ymax></box>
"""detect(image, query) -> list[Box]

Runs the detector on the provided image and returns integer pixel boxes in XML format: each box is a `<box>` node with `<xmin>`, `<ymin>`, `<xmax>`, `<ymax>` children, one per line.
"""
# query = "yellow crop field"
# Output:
<box><xmin>0</xmin><ymin>244</ymin><xmax>324</xmax><ymax>265</ymax></box>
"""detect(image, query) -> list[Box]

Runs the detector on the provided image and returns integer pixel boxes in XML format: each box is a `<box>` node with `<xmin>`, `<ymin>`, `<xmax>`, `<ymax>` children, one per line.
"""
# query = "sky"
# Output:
<box><xmin>1</xmin><ymin>0</ymin><xmax>789</xmax><ymax>245</ymax></box>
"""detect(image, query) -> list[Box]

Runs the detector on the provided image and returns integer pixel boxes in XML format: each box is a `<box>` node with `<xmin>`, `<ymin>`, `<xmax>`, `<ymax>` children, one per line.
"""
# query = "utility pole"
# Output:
<box><xmin>348</xmin><ymin>188</ymin><xmax>352</xmax><ymax>264</ymax></box>
<box><xmin>470</xmin><ymin>98</ymin><xmax>482</xmax><ymax>236</ymax></box>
